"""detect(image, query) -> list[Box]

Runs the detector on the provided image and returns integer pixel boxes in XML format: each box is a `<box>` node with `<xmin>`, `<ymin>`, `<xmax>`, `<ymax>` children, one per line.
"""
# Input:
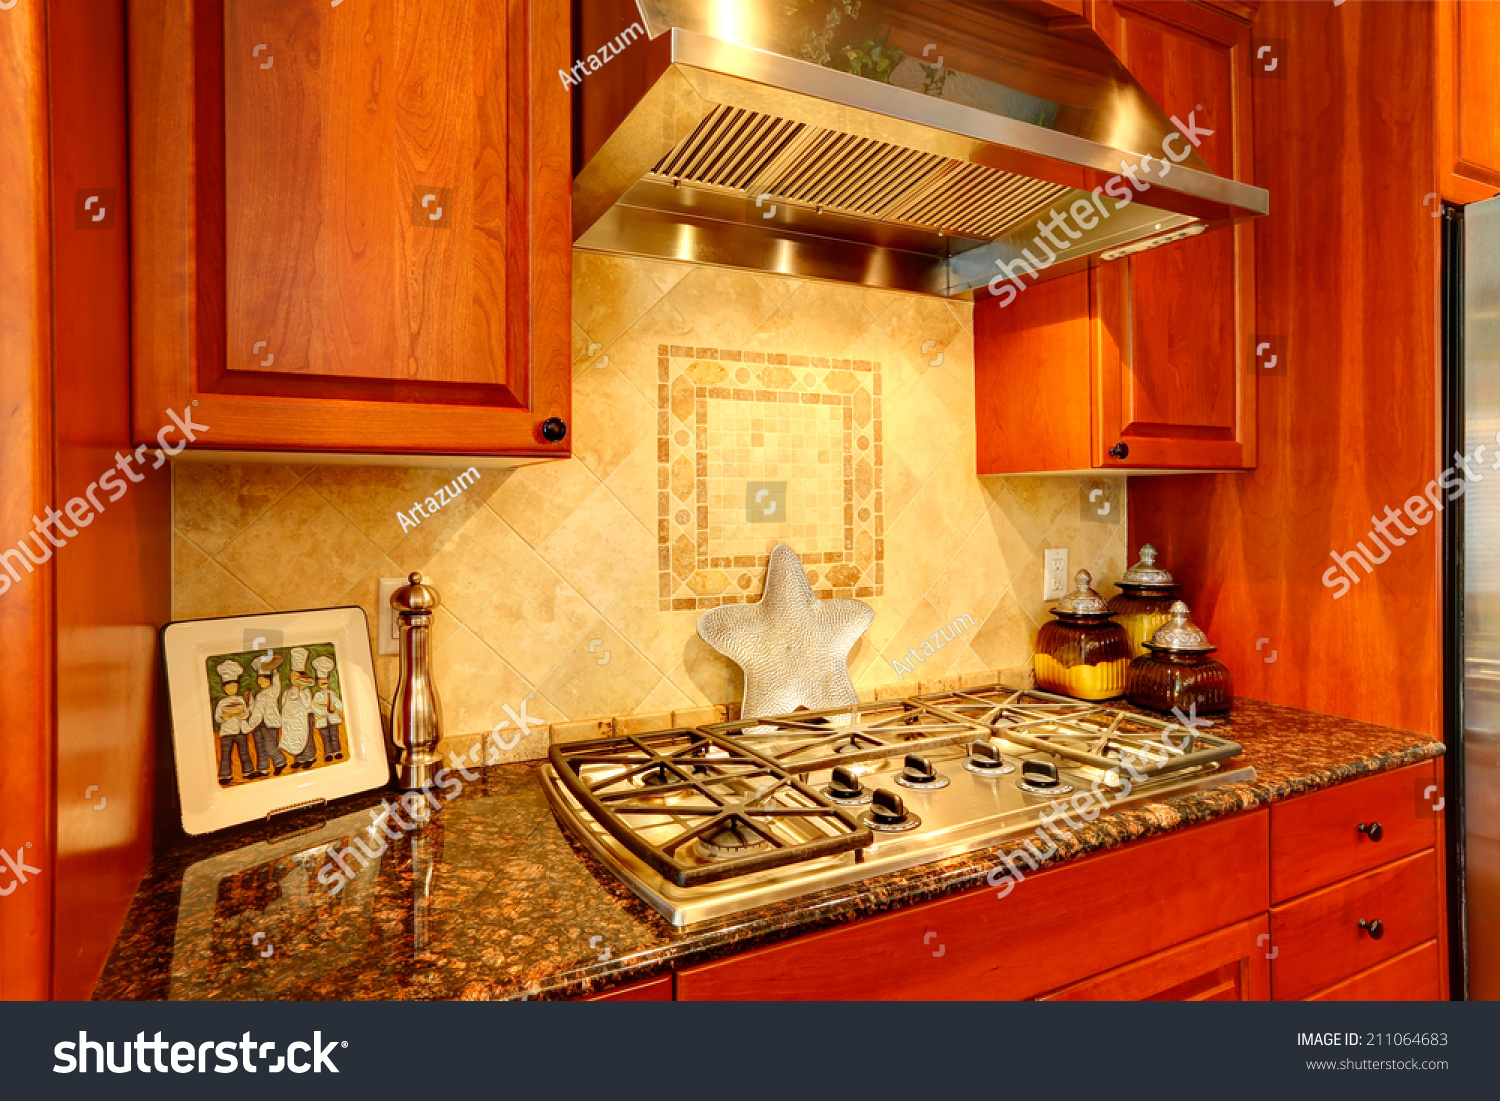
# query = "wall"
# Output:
<box><xmin>1130</xmin><ymin>0</ymin><xmax>1441</xmax><ymax>738</ymax></box>
<box><xmin>172</xmin><ymin>255</ymin><xmax>1127</xmax><ymax>759</ymax></box>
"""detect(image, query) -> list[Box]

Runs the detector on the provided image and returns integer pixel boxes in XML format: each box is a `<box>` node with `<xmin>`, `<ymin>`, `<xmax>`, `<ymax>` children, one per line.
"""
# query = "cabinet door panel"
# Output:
<box><xmin>1438</xmin><ymin>0</ymin><xmax>1500</xmax><ymax>203</ymax></box>
<box><xmin>1305</xmin><ymin>940</ymin><xmax>1442</xmax><ymax>1002</ymax></box>
<box><xmin>1092</xmin><ymin>0</ymin><xmax>1254</xmax><ymax>470</ymax></box>
<box><xmin>1040</xmin><ymin>916</ymin><xmax>1269</xmax><ymax>1001</ymax></box>
<box><xmin>130</xmin><ymin>0</ymin><xmax>571</xmax><ymax>456</ymax></box>
<box><xmin>1270</xmin><ymin>850</ymin><xmax>1440</xmax><ymax>1001</ymax></box>
<box><xmin>224</xmin><ymin>0</ymin><xmax>514</xmax><ymax>389</ymax></box>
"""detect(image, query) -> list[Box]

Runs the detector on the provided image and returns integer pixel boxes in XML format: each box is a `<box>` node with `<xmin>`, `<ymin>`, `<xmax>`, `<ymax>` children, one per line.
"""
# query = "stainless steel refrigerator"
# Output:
<box><xmin>1450</xmin><ymin>194</ymin><xmax>1500</xmax><ymax>999</ymax></box>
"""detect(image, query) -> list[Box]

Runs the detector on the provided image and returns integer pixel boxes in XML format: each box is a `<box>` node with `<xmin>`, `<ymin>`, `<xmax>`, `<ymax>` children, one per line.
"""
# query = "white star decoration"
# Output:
<box><xmin>696</xmin><ymin>544</ymin><xmax>874</xmax><ymax>725</ymax></box>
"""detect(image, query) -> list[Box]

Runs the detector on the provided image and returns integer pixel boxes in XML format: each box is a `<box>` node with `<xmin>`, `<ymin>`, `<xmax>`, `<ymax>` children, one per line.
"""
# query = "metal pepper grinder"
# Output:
<box><xmin>389</xmin><ymin>571</ymin><xmax>443</xmax><ymax>789</ymax></box>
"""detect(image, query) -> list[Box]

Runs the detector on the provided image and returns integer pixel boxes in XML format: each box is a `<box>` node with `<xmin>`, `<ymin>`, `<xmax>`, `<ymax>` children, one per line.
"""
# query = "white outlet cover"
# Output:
<box><xmin>377</xmin><ymin>578</ymin><xmax>403</xmax><ymax>655</ymax></box>
<box><xmin>1043</xmin><ymin>548</ymin><xmax>1069</xmax><ymax>601</ymax></box>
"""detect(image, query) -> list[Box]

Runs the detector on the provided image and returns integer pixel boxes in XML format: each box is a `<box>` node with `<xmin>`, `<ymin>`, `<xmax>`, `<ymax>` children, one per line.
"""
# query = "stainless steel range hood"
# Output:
<box><xmin>573</xmin><ymin>0</ymin><xmax>1268</xmax><ymax>299</ymax></box>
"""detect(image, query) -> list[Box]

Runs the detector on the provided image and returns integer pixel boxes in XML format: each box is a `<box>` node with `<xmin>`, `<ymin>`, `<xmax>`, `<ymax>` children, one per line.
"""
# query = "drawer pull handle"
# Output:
<box><xmin>1358</xmin><ymin>918</ymin><xmax>1385</xmax><ymax>940</ymax></box>
<box><xmin>1357</xmin><ymin>821</ymin><xmax>1384</xmax><ymax>842</ymax></box>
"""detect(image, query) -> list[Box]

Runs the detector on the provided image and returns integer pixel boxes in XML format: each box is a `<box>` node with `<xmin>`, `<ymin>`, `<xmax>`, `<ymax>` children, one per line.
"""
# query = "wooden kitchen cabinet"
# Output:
<box><xmin>128</xmin><ymin>0</ymin><xmax>572</xmax><ymax>458</ymax></box>
<box><xmin>674</xmin><ymin>811</ymin><xmax>1270</xmax><ymax>1001</ymax></box>
<box><xmin>1437</xmin><ymin>0</ymin><xmax>1500</xmax><ymax>205</ymax></box>
<box><xmin>974</xmin><ymin>0</ymin><xmax>1256</xmax><ymax>473</ymax></box>
<box><xmin>1039</xmin><ymin>915</ymin><xmax>1270</xmax><ymax>1001</ymax></box>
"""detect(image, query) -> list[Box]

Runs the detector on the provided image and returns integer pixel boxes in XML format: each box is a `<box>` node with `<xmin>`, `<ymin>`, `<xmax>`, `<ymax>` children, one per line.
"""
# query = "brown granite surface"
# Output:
<box><xmin>93</xmin><ymin>697</ymin><xmax>1443</xmax><ymax>1001</ymax></box>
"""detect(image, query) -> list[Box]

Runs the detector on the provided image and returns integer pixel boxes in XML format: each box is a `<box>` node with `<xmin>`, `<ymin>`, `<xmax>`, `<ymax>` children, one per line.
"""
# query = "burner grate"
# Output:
<box><xmin>915</xmin><ymin>686</ymin><xmax>1245</xmax><ymax>778</ymax></box>
<box><xmin>704</xmin><ymin>697</ymin><xmax>993</xmax><ymax>773</ymax></box>
<box><xmin>549</xmin><ymin>728</ymin><xmax>872</xmax><ymax>888</ymax></box>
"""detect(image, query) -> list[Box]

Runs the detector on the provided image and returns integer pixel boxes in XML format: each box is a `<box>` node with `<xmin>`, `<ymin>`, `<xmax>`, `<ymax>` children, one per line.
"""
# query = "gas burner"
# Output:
<box><xmin>1017</xmin><ymin>759</ymin><xmax>1074</xmax><ymax>796</ymax></box>
<box><xmin>894</xmin><ymin>754</ymin><xmax>949</xmax><ymax>790</ymax></box>
<box><xmin>821</xmin><ymin>766</ymin><xmax>873</xmax><ymax>806</ymax></box>
<box><xmin>860</xmin><ymin>788</ymin><xmax>921</xmax><ymax>833</ymax></box>
<box><xmin>694</xmin><ymin>820</ymin><xmax>772</xmax><ymax>861</ymax></box>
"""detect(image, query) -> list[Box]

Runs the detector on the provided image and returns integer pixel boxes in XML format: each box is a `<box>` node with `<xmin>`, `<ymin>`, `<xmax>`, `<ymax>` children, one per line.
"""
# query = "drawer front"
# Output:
<box><xmin>1270</xmin><ymin>762</ymin><xmax>1438</xmax><ymax>902</ymax></box>
<box><xmin>676</xmin><ymin>810</ymin><xmax>1269</xmax><ymax>1001</ymax></box>
<box><xmin>1040</xmin><ymin>916</ymin><xmax>1270</xmax><ymax>1001</ymax></box>
<box><xmin>584</xmin><ymin>975</ymin><xmax>673</xmax><ymax>1001</ymax></box>
<box><xmin>1305</xmin><ymin>940</ymin><xmax>1442</xmax><ymax>1001</ymax></box>
<box><xmin>1271</xmin><ymin>849</ymin><xmax>1439</xmax><ymax>1001</ymax></box>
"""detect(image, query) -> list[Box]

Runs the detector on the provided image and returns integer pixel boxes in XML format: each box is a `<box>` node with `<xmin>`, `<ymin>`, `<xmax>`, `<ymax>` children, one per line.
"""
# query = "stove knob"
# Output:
<box><xmin>1022</xmin><ymin>759</ymin><xmax>1061</xmax><ymax>790</ymax></box>
<box><xmin>903</xmin><ymin>754</ymin><xmax>938</xmax><ymax>785</ymax></box>
<box><xmin>968</xmin><ymin>740</ymin><xmax>1006</xmax><ymax>770</ymax></box>
<box><xmin>870</xmin><ymin>787</ymin><xmax>910</xmax><ymax>826</ymax></box>
<box><xmin>828</xmin><ymin>766</ymin><xmax>864</xmax><ymax>801</ymax></box>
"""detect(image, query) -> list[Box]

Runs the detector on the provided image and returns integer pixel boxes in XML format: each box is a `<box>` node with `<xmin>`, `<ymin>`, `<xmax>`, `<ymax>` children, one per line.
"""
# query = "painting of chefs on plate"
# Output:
<box><xmin>206</xmin><ymin>644</ymin><xmax>347</xmax><ymax>787</ymax></box>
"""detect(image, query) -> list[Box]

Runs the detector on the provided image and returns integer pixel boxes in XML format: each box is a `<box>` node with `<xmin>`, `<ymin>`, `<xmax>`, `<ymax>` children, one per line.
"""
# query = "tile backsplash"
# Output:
<box><xmin>172</xmin><ymin>254</ymin><xmax>1126</xmax><ymax>762</ymax></box>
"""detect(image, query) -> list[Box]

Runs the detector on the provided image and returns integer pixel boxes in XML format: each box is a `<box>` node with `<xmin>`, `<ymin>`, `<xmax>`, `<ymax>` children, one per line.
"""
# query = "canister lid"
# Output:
<box><xmin>1119</xmin><ymin>544</ymin><xmax>1176</xmax><ymax>589</ymax></box>
<box><xmin>1053</xmin><ymin>570</ymin><xmax>1111</xmax><ymax>617</ymax></box>
<box><xmin>1145</xmin><ymin>600</ymin><xmax>1216</xmax><ymax>653</ymax></box>
<box><xmin>391</xmin><ymin>571</ymin><xmax>441</xmax><ymax>614</ymax></box>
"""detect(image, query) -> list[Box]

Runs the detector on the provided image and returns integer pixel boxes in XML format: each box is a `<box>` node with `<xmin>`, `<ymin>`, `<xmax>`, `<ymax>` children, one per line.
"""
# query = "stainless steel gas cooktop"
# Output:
<box><xmin>543</xmin><ymin>686</ymin><xmax>1255</xmax><ymax>926</ymax></box>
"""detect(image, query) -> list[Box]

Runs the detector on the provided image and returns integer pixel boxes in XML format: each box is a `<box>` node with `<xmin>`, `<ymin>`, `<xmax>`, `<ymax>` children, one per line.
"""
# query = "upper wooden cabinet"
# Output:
<box><xmin>1437</xmin><ymin>0</ymin><xmax>1500</xmax><ymax>205</ymax></box>
<box><xmin>975</xmin><ymin>0</ymin><xmax>1256</xmax><ymax>474</ymax></box>
<box><xmin>128</xmin><ymin>0</ymin><xmax>572</xmax><ymax>458</ymax></box>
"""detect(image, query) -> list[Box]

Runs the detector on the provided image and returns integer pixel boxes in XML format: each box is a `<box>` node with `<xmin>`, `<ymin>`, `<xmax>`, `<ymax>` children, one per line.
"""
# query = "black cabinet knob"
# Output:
<box><xmin>1357</xmin><ymin>821</ymin><xmax>1384</xmax><ymax>842</ymax></box>
<box><xmin>541</xmin><ymin>417</ymin><xmax>568</xmax><ymax>442</ymax></box>
<box><xmin>1358</xmin><ymin>918</ymin><xmax>1385</xmax><ymax>940</ymax></box>
<box><xmin>1108</xmin><ymin>442</ymin><xmax>1130</xmax><ymax>460</ymax></box>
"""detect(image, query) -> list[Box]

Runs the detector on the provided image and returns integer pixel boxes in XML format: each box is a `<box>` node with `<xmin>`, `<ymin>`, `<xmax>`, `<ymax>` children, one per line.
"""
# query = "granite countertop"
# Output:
<box><xmin>93</xmin><ymin>697</ymin><xmax>1444</xmax><ymax>1001</ymax></box>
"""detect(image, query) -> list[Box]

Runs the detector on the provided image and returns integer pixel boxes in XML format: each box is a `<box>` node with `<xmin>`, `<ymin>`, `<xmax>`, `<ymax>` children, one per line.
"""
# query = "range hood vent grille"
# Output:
<box><xmin>646</xmin><ymin>104</ymin><xmax>1070</xmax><ymax>241</ymax></box>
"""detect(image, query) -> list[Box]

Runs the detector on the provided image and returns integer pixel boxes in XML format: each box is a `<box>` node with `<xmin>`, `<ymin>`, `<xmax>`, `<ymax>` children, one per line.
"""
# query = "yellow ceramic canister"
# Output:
<box><xmin>1033</xmin><ymin>570</ymin><xmax>1133</xmax><ymax>701</ymax></box>
<box><xmin>1108</xmin><ymin>544</ymin><xmax>1181</xmax><ymax>658</ymax></box>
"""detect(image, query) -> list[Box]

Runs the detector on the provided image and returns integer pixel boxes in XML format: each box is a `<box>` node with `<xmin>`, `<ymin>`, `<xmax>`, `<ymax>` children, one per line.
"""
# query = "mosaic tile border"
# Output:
<box><xmin>656</xmin><ymin>344</ymin><xmax>883</xmax><ymax>611</ymax></box>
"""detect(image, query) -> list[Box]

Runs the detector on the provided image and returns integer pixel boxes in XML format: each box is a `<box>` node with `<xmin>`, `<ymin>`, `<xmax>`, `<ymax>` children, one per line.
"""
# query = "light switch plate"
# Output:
<box><xmin>1043</xmin><ymin>549</ymin><xmax>1069</xmax><ymax>601</ymax></box>
<box><xmin>377</xmin><ymin>578</ymin><xmax>403</xmax><ymax>655</ymax></box>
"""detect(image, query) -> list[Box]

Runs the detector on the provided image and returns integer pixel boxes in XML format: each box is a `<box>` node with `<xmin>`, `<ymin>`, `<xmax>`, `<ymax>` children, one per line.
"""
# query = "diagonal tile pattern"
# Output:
<box><xmin>172</xmin><ymin>257</ymin><xmax>1127</xmax><ymax>759</ymax></box>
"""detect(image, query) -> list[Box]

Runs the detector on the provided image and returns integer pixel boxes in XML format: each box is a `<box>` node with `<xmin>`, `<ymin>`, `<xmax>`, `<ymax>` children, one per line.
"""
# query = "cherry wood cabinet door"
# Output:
<box><xmin>1039</xmin><ymin>915</ymin><xmax>1270</xmax><ymax>1001</ymax></box>
<box><xmin>1269</xmin><ymin>850</ymin><xmax>1441</xmax><ymax>1001</ymax></box>
<box><xmin>1269</xmin><ymin>762</ymin><xmax>1439</xmax><ymax>904</ymax></box>
<box><xmin>583</xmin><ymin>975</ymin><xmax>673</xmax><ymax>1001</ymax></box>
<box><xmin>1304</xmin><ymin>940</ymin><xmax>1442</xmax><ymax>1001</ymax></box>
<box><xmin>1437</xmin><ymin>0</ymin><xmax>1500</xmax><ymax>205</ymax></box>
<box><xmin>129</xmin><ymin>0</ymin><xmax>572</xmax><ymax>457</ymax></box>
<box><xmin>675</xmin><ymin>810</ymin><xmax>1269</xmax><ymax>1001</ymax></box>
<box><xmin>1089</xmin><ymin>0</ymin><xmax>1256</xmax><ymax>470</ymax></box>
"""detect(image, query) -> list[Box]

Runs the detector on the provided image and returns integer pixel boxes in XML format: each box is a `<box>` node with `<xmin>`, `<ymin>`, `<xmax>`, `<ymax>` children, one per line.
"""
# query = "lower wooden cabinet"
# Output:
<box><xmin>1306</xmin><ymin>941</ymin><xmax>1444</xmax><ymax>1002</ymax></box>
<box><xmin>1039</xmin><ymin>916</ymin><xmax>1270</xmax><ymax>1001</ymax></box>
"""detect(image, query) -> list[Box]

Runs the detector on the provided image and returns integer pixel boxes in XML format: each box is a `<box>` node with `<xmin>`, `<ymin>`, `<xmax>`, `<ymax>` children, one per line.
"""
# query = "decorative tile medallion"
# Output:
<box><xmin>656</xmin><ymin>345</ymin><xmax>883</xmax><ymax>610</ymax></box>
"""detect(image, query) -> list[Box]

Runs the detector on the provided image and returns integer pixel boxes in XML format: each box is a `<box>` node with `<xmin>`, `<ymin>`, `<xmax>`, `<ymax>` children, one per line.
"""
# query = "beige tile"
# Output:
<box><xmin>216</xmin><ymin>483</ymin><xmax>384</xmax><ymax>610</ymax></box>
<box><xmin>538</xmin><ymin>621</ymin><xmax>659</xmax><ymax>721</ymax></box>
<box><xmin>883</xmin><ymin>597</ymin><xmax>964</xmax><ymax>685</ymax></box>
<box><xmin>173</xmin><ymin>463</ymin><xmax>301</xmax><ymax>556</ymax></box>
<box><xmin>430</xmin><ymin>623</ymin><xmax>563</xmax><ymax>738</ymax></box>
<box><xmin>967</xmin><ymin>587</ymin><xmax>1040</xmax><ymax>671</ymax></box>
<box><xmin>741</xmin><ymin>307</ymin><xmax>805</xmax><ymax>357</ymax></box>
<box><xmin>307</xmin><ymin>466</ymin><xmax>490</xmax><ymax>552</ymax></box>
<box><xmin>537</xmin><ymin>482</ymin><xmax>655</xmax><ymax>610</ymax></box>
<box><xmin>604</xmin><ymin>296</ymin><xmax>704</xmax><ymax>402</ymax></box>
<box><xmin>881</xmin><ymin>484</ymin><xmax>969</xmax><ymax>612</ymax></box>
<box><xmin>665</xmin><ymin>265</ymin><xmax>778</xmax><ymax>349</ymax></box>
<box><xmin>778</xmin><ymin>281</ymin><xmax>881</xmax><ymax>359</ymax></box>
<box><xmin>570</xmin><ymin>359</ymin><xmax>656</xmax><ymax>482</ymax></box>
<box><xmin>465</xmin><ymin>534</ymin><xmax>598</xmax><ymax>685</ymax></box>
<box><xmin>672</xmin><ymin>704</ymin><xmax>730</xmax><ymax>728</ymax></box>
<box><xmin>752</xmin><ymin>274</ymin><xmax>797</xmax><ymax>307</ymax></box>
<box><xmin>1008</xmin><ymin>476</ymin><xmax>1081</xmax><ymax>533</ymax></box>
<box><xmin>173</xmin><ymin>559</ymin><xmax>272</xmax><ymax>620</ymax></box>
<box><xmin>572</xmin><ymin>252</ymin><xmax>665</xmax><ymax>347</ymax></box>
<box><xmin>551</xmin><ymin>718</ymin><xmax>612</xmax><ymax>745</ymax></box>
<box><xmin>603</xmin><ymin>438</ymin><xmax>659</xmax><ymax>531</ymax></box>
<box><xmin>613</xmin><ymin>708</ymin><xmax>675</xmax><ymax>736</ymax></box>
<box><xmin>1042</xmin><ymin>499</ymin><xmax>1120</xmax><ymax>587</ymax></box>
<box><xmin>173</xmin><ymin>531</ymin><xmax>208</xmax><ymax>586</ymax></box>
<box><xmin>666</xmin><ymin>635</ymin><xmax>742</xmax><ymax>707</ymax></box>
<box><xmin>925</xmin><ymin>484</ymin><xmax>1043</xmax><ymax>625</ymax></box>
<box><xmin>637</xmin><ymin>258</ymin><xmax>693</xmax><ymax>296</ymax></box>
<box><xmin>483</xmin><ymin>457</ymin><xmax>599</xmax><ymax>549</ymax></box>
<box><xmin>602</xmin><ymin>565</ymin><xmax>699</xmax><ymax>674</ymax></box>
<box><xmin>883</xmin><ymin>377</ymin><xmax>955</xmax><ymax>492</ymax></box>
<box><xmin>387</xmin><ymin>501</ymin><xmax>515</xmax><ymax>622</ymax></box>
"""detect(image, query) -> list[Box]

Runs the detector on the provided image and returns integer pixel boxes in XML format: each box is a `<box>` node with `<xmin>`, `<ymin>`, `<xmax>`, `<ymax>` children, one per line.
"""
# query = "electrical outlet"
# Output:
<box><xmin>1043</xmin><ymin>549</ymin><xmax>1069</xmax><ymax>601</ymax></box>
<box><xmin>377</xmin><ymin>578</ymin><xmax>403</xmax><ymax>655</ymax></box>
